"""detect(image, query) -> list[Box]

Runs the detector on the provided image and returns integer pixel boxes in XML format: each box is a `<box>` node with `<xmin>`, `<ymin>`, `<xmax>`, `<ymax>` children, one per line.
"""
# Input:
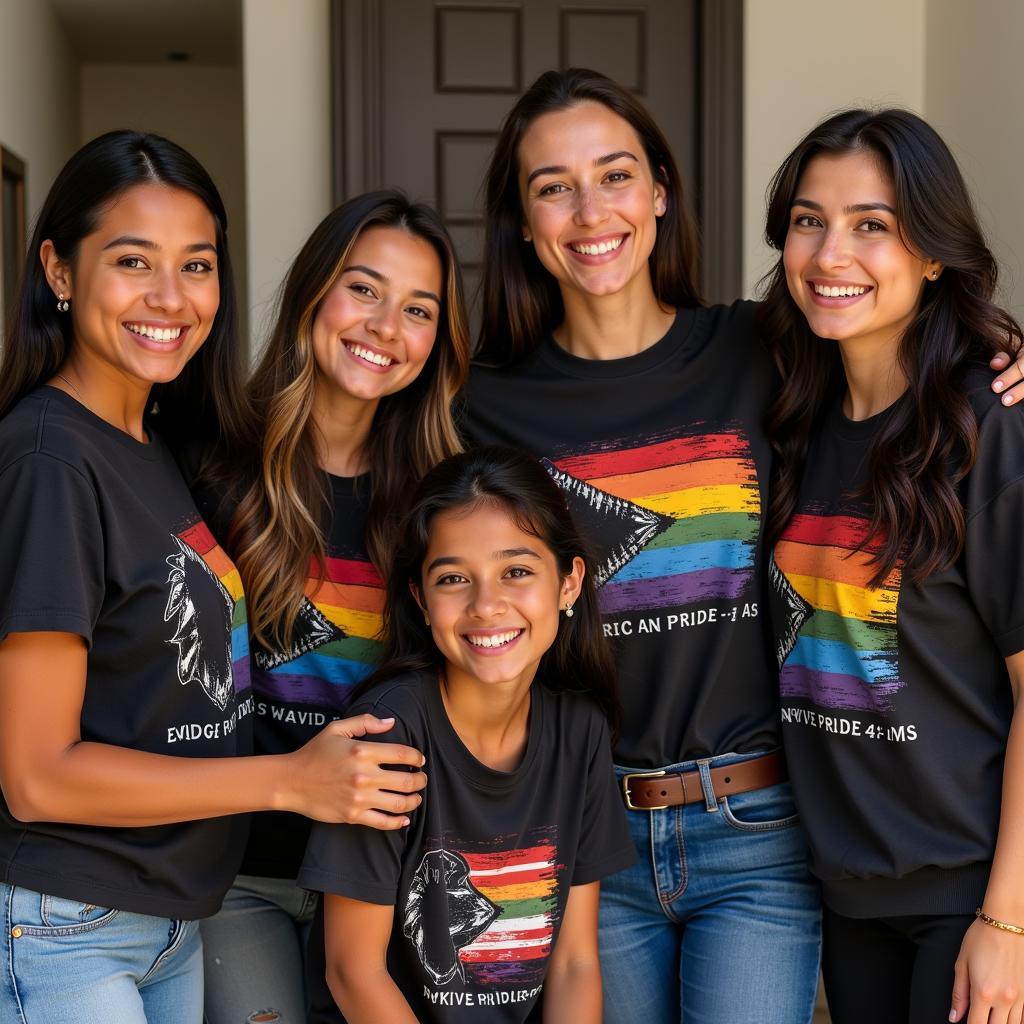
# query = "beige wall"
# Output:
<box><xmin>0</xmin><ymin>0</ymin><xmax>78</xmax><ymax>328</ymax></box>
<box><xmin>742</xmin><ymin>0</ymin><xmax>926</xmax><ymax>297</ymax></box>
<box><xmin>926</xmin><ymin>0</ymin><xmax>1024</xmax><ymax>321</ymax></box>
<box><xmin>242</xmin><ymin>0</ymin><xmax>332</xmax><ymax>352</ymax></box>
<box><xmin>80</xmin><ymin>62</ymin><xmax>248</xmax><ymax>338</ymax></box>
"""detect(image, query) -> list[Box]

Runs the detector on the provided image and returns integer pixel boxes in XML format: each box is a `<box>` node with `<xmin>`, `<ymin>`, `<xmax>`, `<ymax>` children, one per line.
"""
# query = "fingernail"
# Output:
<box><xmin>1004</xmin><ymin>394</ymin><xmax>1015</xmax><ymax>405</ymax></box>
<box><xmin>994</xmin><ymin>380</ymin><xmax>1005</xmax><ymax>391</ymax></box>
<box><xmin>380</xmin><ymin>717</ymin><xmax>395</xmax><ymax>723</ymax></box>
<box><xmin>949</xmin><ymin>1011</ymin><xmax>957</xmax><ymax>1022</ymax></box>
<box><xmin>402</xmin><ymin>818</ymin><xmax>410</xmax><ymax>827</ymax></box>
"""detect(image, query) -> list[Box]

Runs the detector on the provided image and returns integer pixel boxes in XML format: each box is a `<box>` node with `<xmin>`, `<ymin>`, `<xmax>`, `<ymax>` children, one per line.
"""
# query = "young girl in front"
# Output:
<box><xmin>299</xmin><ymin>447</ymin><xmax>636</xmax><ymax>1024</ymax></box>
<box><xmin>763</xmin><ymin>109</ymin><xmax>1024</xmax><ymax>1023</ymax></box>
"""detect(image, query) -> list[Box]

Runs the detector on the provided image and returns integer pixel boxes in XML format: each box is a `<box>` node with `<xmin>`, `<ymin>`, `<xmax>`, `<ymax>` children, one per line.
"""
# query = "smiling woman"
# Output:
<box><xmin>760</xmin><ymin>108</ymin><xmax>1024</xmax><ymax>1024</ymax></box>
<box><xmin>199</xmin><ymin>191</ymin><xmax>472</xmax><ymax>1024</ymax></box>
<box><xmin>0</xmin><ymin>136</ymin><xmax>451</xmax><ymax>1024</ymax></box>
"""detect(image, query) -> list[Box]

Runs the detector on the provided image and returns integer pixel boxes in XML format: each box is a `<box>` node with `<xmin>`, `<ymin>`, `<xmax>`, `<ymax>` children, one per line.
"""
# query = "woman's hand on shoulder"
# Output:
<box><xmin>278</xmin><ymin>713</ymin><xmax>427</xmax><ymax>828</ymax></box>
<box><xmin>950</xmin><ymin>916</ymin><xmax>1024</xmax><ymax>1023</ymax></box>
<box><xmin>990</xmin><ymin>351</ymin><xmax>1024</xmax><ymax>407</ymax></box>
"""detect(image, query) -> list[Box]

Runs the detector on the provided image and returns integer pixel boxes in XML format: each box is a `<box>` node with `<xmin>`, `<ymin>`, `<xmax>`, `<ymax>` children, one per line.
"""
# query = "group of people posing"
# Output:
<box><xmin>1</xmin><ymin>67</ymin><xmax>1023</xmax><ymax>1024</ymax></box>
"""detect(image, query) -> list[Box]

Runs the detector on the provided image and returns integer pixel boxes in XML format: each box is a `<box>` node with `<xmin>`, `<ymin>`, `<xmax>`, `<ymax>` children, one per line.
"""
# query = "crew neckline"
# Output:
<box><xmin>830</xmin><ymin>388</ymin><xmax>911</xmax><ymax>442</ymax></box>
<box><xmin>537</xmin><ymin>306</ymin><xmax>704</xmax><ymax>380</ymax></box>
<box><xmin>423</xmin><ymin>672</ymin><xmax>544</xmax><ymax>792</ymax></box>
<box><xmin>37</xmin><ymin>385</ymin><xmax>163</xmax><ymax>461</ymax></box>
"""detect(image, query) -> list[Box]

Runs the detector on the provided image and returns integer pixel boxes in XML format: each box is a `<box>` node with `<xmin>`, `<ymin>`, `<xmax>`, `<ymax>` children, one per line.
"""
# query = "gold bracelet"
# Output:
<box><xmin>976</xmin><ymin>908</ymin><xmax>1024</xmax><ymax>936</ymax></box>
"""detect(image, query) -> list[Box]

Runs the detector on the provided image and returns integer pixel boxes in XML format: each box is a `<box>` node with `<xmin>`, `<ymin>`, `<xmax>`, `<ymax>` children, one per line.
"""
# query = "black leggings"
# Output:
<box><xmin>823</xmin><ymin>906</ymin><xmax>974</xmax><ymax>1024</ymax></box>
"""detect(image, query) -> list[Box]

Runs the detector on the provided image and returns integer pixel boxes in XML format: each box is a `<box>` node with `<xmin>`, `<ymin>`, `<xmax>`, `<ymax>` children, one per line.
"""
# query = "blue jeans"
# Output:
<box><xmin>0</xmin><ymin>883</ymin><xmax>202</xmax><ymax>1023</ymax></box>
<box><xmin>600</xmin><ymin>751</ymin><xmax>822</xmax><ymax>1024</ymax></box>
<box><xmin>201</xmin><ymin>874</ymin><xmax>318</xmax><ymax>1024</ymax></box>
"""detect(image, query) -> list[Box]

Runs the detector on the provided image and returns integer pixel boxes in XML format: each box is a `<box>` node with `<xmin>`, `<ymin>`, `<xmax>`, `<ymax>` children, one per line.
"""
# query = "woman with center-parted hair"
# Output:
<box><xmin>199</xmin><ymin>190</ymin><xmax>472</xmax><ymax>1024</ymax></box>
<box><xmin>761</xmin><ymin>107</ymin><xmax>1024</xmax><ymax>1024</ymax></box>
<box><xmin>462</xmin><ymin>67</ymin><xmax>821</xmax><ymax>1024</ymax></box>
<box><xmin>0</xmin><ymin>134</ymin><xmax>432</xmax><ymax>1023</ymax></box>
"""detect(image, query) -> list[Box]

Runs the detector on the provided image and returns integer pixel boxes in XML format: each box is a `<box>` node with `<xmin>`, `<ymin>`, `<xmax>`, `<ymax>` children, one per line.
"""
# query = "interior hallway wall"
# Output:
<box><xmin>80</xmin><ymin>62</ymin><xmax>249</xmax><ymax>342</ymax></box>
<box><xmin>0</xmin><ymin>0</ymin><xmax>78</xmax><ymax>332</ymax></box>
<box><xmin>742</xmin><ymin>0</ymin><xmax>926</xmax><ymax>298</ymax></box>
<box><xmin>926</xmin><ymin>0</ymin><xmax>1024</xmax><ymax>321</ymax></box>
<box><xmin>242</xmin><ymin>0</ymin><xmax>332</xmax><ymax>355</ymax></box>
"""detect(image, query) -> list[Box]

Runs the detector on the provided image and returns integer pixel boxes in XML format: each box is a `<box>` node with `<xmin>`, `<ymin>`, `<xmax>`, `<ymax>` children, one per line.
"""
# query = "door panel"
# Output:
<box><xmin>332</xmin><ymin>0</ymin><xmax>738</xmax><ymax>312</ymax></box>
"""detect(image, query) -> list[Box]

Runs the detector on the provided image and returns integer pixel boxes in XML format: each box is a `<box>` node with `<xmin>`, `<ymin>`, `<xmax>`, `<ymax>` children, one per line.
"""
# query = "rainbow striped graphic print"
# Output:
<box><xmin>255</xmin><ymin>554</ymin><xmax>384</xmax><ymax>709</ymax></box>
<box><xmin>458</xmin><ymin>835</ymin><xmax>562</xmax><ymax>985</ymax></box>
<box><xmin>178</xmin><ymin>520</ymin><xmax>250</xmax><ymax>694</ymax></box>
<box><xmin>775</xmin><ymin>511</ymin><xmax>903</xmax><ymax>713</ymax></box>
<box><xmin>548</xmin><ymin>425</ymin><xmax>761</xmax><ymax>613</ymax></box>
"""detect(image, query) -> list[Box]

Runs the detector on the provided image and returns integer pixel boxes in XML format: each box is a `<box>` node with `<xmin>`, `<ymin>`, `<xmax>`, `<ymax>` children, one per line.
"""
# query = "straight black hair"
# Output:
<box><xmin>355</xmin><ymin>446</ymin><xmax>621</xmax><ymax>736</ymax></box>
<box><xmin>476</xmin><ymin>67</ymin><xmax>702</xmax><ymax>365</ymax></box>
<box><xmin>0</xmin><ymin>129</ymin><xmax>248</xmax><ymax>462</ymax></box>
<box><xmin>761</xmin><ymin>108</ymin><xmax>1022</xmax><ymax>584</ymax></box>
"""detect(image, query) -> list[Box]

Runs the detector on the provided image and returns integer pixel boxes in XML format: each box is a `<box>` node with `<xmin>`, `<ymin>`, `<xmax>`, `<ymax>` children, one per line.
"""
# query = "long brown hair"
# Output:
<box><xmin>230</xmin><ymin>191</ymin><xmax>471</xmax><ymax>649</ymax></box>
<box><xmin>761</xmin><ymin>108</ymin><xmax>1022</xmax><ymax>585</ymax></box>
<box><xmin>476</xmin><ymin>67</ymin><xmax>702</xmax><ymax>366</ymax></box>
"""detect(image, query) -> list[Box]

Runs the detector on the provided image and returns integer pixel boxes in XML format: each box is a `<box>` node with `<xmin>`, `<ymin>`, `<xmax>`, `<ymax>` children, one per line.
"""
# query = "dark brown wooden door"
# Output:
<box><xmin>333</xmin><ymin>0</ymin><xmax>740</xmax><ymax>309</ymax></box>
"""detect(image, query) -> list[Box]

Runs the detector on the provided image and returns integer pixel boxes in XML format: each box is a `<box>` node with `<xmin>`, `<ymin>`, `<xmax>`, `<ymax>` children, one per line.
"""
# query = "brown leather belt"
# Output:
<box><xmin>622</xmin><ymin>751</ymin><xmax>787</xmax><ymax>810</ymax></box>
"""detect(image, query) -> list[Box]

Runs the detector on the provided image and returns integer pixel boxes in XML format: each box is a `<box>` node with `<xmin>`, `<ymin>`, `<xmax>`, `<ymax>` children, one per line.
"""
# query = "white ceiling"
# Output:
<box><xmin>51</xmin><ymin>0</ymin><xmax>241</xmax><ymax>64</ymax></box>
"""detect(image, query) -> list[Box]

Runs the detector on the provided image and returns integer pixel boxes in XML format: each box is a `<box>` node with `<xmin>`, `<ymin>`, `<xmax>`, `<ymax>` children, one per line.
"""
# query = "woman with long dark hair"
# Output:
<box><xmin>763</xmin><ymin>108</ymin><xmax>1024</xmax><ymax>1023</ymax></box>
<box><xmin>464</xmin><ymin>68</ymin><xmax>821</xmax><ymax>1024</ymax></box>
<box><xmin>201</xmin><ymin>190</ymin><xmax>472</xmax><ymax>1022</ymax></box>
<box><xmin>299</xmin><ymin>446</ymin><xmax>634</xmax><ymax>1023</ymax></box>
<box><xmin>0</xmin><ymin>133</ymin><xmax>424</xmax><ymax>1022</ymax></box>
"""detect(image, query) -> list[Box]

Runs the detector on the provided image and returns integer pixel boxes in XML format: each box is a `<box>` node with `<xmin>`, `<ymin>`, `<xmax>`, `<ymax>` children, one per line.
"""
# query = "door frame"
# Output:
<box><xmin>330</xmin><ymin>0</ymin><xmax>743</xmax><ymax>303</ymax></box>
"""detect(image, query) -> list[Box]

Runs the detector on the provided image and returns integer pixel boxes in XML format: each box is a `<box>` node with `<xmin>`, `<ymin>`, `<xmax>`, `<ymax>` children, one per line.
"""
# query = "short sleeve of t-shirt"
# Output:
<box><xmin>965</xmin><ymin>396</ymin><xmax>1024</xmax><ymax>657</ymax></box>
<box><xmin>0</xmin><ymin>452</ymin><xmax>105</xmax><ymax>644</ymax></box>
<box><xmin>299</xmin><ymin>700</ymin><xmax>413</xmax><ymax>905</ymax></box>
<box><xmin>572</xmin><ymin>712</ymin><xmax>635</xmax><ymax>885</ymax></box>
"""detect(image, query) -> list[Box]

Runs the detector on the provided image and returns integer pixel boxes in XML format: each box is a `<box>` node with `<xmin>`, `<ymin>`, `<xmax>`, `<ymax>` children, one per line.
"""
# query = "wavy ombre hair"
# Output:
<box><xmin>230</xmin><ymin>191</ymin><xmax>471</xmax><ymax>649</ymax></box>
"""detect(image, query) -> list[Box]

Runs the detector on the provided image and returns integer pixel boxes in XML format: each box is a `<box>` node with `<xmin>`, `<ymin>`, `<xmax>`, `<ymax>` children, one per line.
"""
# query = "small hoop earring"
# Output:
<box><xmin>57</xmin><ymin>292</ymin><xmax>70</xmax><ymax>313</ymax></box>
<box><xmin>563</xmin><ymin>604</ymin><xmax>574</xmax><ymax>618</ymax></box>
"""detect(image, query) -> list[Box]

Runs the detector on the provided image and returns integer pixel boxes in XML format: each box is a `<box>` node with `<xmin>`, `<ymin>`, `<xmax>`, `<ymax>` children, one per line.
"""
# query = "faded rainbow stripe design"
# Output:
<box><xmin>775</xmin><ymin>512</ymin><xmax>903</xmax><ymax>712</ymax></box>
<box><xmin>255</xmin><ymin>554</ymin><xmax>384</xmax><ymax>709</ymax></box>
<box><xmin>178</xmin><ymin>520</ymin><xmax>250</xmax><ymax>694</ymax></box>
<box><xmin>551</xmin><ymin>427</ymin><xmax>761</xmax><ymax>613</ymax></box>
<box><xmin>459</xmin><ymin>839</ymin><xmax>561</xmax><ymax>985</ymax></box>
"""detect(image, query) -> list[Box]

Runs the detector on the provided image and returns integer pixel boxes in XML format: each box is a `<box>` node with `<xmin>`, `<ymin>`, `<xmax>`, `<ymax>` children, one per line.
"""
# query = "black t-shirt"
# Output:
<box><xmin>769</xmin><ymin>372</ymin><xmax>1024</xmax><ymax>916</ymax></box>
<box><xmin>299</xmin><ymin>672</ymin><xmax>635</xmax><ymax>1023</ymax></box>
<box><xmin>0</xmin><ymin>387</ymin><xmax>253</xmax><ymax>919</ymax></box>
<box><xmin>241</xmin><ymin>473</ymin><xmax>386</xmax><ymax>878</ymax></box>
<box><xmin>464</xmin><ymin>303</ymin><xmax>779</xmax><ymax>767</ymax></box>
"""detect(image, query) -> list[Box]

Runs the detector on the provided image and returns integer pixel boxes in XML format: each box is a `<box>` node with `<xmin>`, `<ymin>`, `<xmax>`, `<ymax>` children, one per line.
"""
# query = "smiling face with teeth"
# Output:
<box><xmin>518</xmin><ymin>101</ymin><xmax>667</xmax><ymax>310</ymax></box>
<box><xmin>783</xmin><ymin>150</ymin><xmax>939</xmax><ymax>354</ymax></box>
<box><xmin>46</xmin><ymin>183</ymin><xmax>219</xmax><ymax>395</ymax></box>
<box><xmin>414</xmin><ymin>501</ymin><xmax>584</xmax><ymax>697</ymax></box>
<box><xmin>310</xmin><ymin>226</ymin><xmax>442</xmax><ymax>418</ymax></box>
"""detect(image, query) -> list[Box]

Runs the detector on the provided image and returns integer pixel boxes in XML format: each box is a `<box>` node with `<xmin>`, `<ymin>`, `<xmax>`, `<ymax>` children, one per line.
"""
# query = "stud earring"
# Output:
<box><xmin>563</xmin><ymin>604</ymin><xmax>574</xmax><ymax>618</ymax></box>
<box><xmin>930</xmin><ymin>271</ymin><xmax>939</xmax><ymax>280</ymax></box>
<box><xmin>424</xmin><ymin>614</ymin><xmax>430</xmax><ymax>626</ymax></box>
<box><xmin>57</xmin><ymin>292</ymin><xmax>69</xmax><ymax>312</ymax></box>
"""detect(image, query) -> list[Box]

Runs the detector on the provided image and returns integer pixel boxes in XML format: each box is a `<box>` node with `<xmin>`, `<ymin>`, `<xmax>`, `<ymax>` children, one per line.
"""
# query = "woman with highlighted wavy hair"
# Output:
<box><xmin>200</xmin><ymin>190</ymin><xmax>472</xmax><ymax>1024</ymax></box>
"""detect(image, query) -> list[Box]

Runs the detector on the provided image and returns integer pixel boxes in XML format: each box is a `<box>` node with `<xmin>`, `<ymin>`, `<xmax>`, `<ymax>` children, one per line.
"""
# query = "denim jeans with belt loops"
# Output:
<box><xmin>599</xmin><ymin>750</ymin><xmax>822</xmax><ymax>1024</ymax></box>
<box><xmin>0</xmin><ymin>882</ymin><xmax>202</xmax><ymax>1024</ymax></box>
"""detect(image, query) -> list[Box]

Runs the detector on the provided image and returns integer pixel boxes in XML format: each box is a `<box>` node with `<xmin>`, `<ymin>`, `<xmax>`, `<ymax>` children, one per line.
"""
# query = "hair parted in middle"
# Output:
<box><xmin>229</xmin><ymin>189</ymin><xmax>472</xmax><ymax>649</ymax></box>
<box><xmin>355</xmin><ymin>446</ymin><xmax>621</xmax><ymax>737</ymax></box>
<box><xmin>760</xmin><ymin>107</ymin><xmax>1022</xmax><ymax>586</ymax></box>
<box><xmin>475</xmin><ymin>66</ymin><xmax>703</xmax><ymax>366</ymax></box>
